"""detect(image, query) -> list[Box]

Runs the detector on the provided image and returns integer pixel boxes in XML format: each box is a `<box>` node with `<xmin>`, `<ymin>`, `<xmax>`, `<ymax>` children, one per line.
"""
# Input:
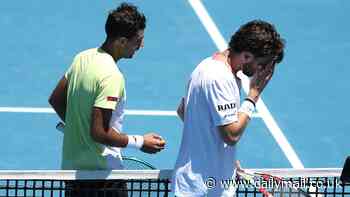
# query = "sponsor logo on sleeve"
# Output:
<box><xmin>107</xmin><ymin>96</ymin><xmax>119</xmax><ymax>102</ymax></box>
<box><xmin>217</xmin><ymin>103</ymin><xmax>236</xmax><ymax>112</ymax></box>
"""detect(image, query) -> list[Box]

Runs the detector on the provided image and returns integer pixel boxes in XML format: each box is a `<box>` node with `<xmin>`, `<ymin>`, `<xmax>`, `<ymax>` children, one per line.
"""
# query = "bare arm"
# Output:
<box><xmin>218</xmin><ymin>62</ymin><xmax>275</xmax><ymax>146</ymax></box>
<box><xmin>90</xmin><ymin>107</ymin><xmax>165</xmax><ymax>153</ymax></box>
<box><xmin>49</xmin><ymin>76</ymin><xmax>68</xmax><ymax>122</ymax></box>
<box><xmin>90</xmin><ymin>107</ymin><xmax>129</xmax><ymax>147</ymax></box>
<box><xmin>176</xmin><ymin>97</ymin><xmax>185</xmax><ymax>122</ymax></box>
<box><xmin>218</xmin><ymin>112</ymin><xmax>250</xmax><ymax>146</ymax></box>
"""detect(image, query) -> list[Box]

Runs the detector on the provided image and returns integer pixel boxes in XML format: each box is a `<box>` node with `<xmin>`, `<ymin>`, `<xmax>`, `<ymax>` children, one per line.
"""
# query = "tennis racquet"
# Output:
<box><xmin>121</xmin><ymin>156</ymin><xmax>156</xmax><ymax>170</ymax></box>
<box><xmin>237</xmin><ymin>169</ymin><xmax>311</xmax><ymax>197</ymax></box>
<box><xmin>56</xmin><ymin>122</ymin><xmax>157</xmax><ymax>170</ymax></box>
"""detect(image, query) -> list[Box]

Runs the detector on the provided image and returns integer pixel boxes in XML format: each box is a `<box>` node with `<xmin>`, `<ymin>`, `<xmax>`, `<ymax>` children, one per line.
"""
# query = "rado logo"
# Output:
<box><xmin>217</xmin><ymin>103</ymin><xmax>236</xmax><ymax>111</ymax></box>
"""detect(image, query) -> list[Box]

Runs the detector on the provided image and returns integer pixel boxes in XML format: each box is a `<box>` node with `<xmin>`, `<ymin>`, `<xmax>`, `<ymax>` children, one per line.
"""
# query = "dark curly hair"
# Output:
<box><xmin>105</xmin><ymin>3</ymin><xmax>146</xmax><ymax>39</ymax></box>
<box><xmin>229</xmin><ymin>20</ymin><xmax>285</xmax><ymax>63</ymax></box>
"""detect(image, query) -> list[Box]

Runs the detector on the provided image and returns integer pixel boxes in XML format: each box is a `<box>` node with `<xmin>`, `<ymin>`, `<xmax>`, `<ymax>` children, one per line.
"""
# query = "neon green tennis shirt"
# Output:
<box><xmin>62</xmin><ymin>48</ymin><xmax>125</xmax><ymax>170</ymax></box>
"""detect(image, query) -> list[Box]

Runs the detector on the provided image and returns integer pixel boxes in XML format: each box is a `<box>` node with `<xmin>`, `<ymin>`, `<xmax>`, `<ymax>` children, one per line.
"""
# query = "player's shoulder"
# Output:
<box><xmin>74</xmin><ymin>48</ymin><xmax>114</xmax><ymax>64</ymax></box>
<box><xmin>98</xmin><ymin>66</ymin><xmax>124</xmax><ymax>85</ymax></box>
<box><xmin>77</xmin><ymin>48</ymin><xmax>121</xmax><ymax>78</ymax></box>
<box><xmin>75</xmin><ymin>48</ymin><xmax>98</xmax><ymax>58</ymax></box>
<box><xmin>195</xmin><ymin>56</ymin><xmax>232</xmax><ymax>82</ymax></box>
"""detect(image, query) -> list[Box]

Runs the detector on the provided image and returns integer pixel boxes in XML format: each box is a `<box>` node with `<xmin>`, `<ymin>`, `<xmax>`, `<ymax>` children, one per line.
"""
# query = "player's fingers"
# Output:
<box><xmin>265</xmin><ymin>73</ymin><xmax>272</xmax><ymax>82</ymax></box>
<box><xmin>147</xmin><ymin>147</ymin><xmax>162</xmax><ymax>154</ymax></box>
<box><xmin>235</xmin><ymin>160</ymin><xmax>244</xmax><ymax>172</ymax></box>
<box><xmin>147</xmin><ymin>132</ymin><xmax>161</xmax><ymax>138</ymax></box>
<box><xmin>262</xmin><ymin>64</ymin><xmax>274</xmax><ymax>78</ymax></box>
<box><xmin>257</xmin><ymin>64</ymin><xmax>265</xmax><ymax>71</ymax></box>
<box><xmin>159</xmin><ymin>139</ymin><xmax>166</xmax><ymax>146</ymax></box>
<box><xmin>153</xmin><ymin>135</ymin><xmax>164</xmax><ymax>141</ymax></box>
<box><xmin>267</xmin><ymin>62</ymin><xmax>275</xmax><ymax>75</ymax></box>
<box><xmin>153</xmin><ymin>145</ymin><xmax>164</xmax><ymax>152</ymax></box>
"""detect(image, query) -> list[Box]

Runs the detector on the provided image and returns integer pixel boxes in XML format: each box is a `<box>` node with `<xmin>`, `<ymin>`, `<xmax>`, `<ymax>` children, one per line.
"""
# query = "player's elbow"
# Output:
<box><xmin>49</xmin><ymin>92</ymin><xmax>64</xmax><ymax>109</ymax></box>
<box><xmin>176</xmin><ymin>98</ymin><xmax>185</xmax><ymax>121</ymax></box>
<box><xmin>48</xmin><ymin>94</ymin><xmax>56</xmax><ymax>106</ymax></box>
<box><xmin>222</xmin><ymin>135</ymin><xmax>241</xmax><ymax>146</ymax></box>
<box><xmin>90</xmin><ymin>127</ymin><xmax>105</xmax><ymax>144</ymax></box>
<box><xmin>176</xmin><ymin>108</ymin><xmax>184</xmax><ymax>121</ymax></box>
<box><xmin>90</xmin><ymin>130</ymin><xmax>99</xmax><ymax>142</ymax></box>
<box><xmin>218</xmin><ymin>124</ymin><xmax>243</xmax><ymax>146</ymax></box>
<box><xmin>48</xmin><ymin>96</ymin><xmax>61</xmax><ymax>111</ymax></box>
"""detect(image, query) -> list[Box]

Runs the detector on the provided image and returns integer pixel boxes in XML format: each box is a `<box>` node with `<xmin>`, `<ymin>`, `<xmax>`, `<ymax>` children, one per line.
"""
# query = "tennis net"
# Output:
<box><xmin>0</xmin><ymin>168</ymin><xmax>349</xmax><ymax>197</ymax></box>
<box><xmin>0</xmin><ymin>170</ymin><xmax>171</xmax><ymax>197</ymax></box>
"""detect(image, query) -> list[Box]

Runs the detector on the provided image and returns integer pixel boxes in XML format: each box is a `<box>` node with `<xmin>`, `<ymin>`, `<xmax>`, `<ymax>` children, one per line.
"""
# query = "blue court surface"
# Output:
<box><xmin>0</xmin><ymin>0</ymin><xmax>349</xmax><ymax>170</ymax></box>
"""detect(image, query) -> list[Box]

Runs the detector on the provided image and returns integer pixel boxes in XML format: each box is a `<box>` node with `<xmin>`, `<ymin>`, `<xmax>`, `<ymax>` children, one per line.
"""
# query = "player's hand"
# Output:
<box><xmin>235</xmin><ymin>160</ymin><xmax>245</xmax><ymax>173</ymax></box>
<box><xmin>141</xmin><ymin>133</ymin><xmax>166</xmax><ymax>154</ymax></box>
<box><xmin>176</xmin><ymin>97</ymin><xmax>185</xmax><ymax>122</ymax></box>
<box><xmin>248</xmin><ymin>61</ymin><xmax>275</xmax><ymax>102</ymax></box>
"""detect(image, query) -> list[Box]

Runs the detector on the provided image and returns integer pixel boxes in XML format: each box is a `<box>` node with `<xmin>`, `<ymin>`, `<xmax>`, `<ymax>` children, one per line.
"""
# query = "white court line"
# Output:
<box><xmin>0</xmin><ymin>107</ymin><xmax>176</xmax><ymax>116</ymax></box>
<box><xmin>188</xmin><ymin>0</ymin><xmax>304</xmax><ymax>169</ymax></box>
<box><xmin>0</xmin><ymin>107</ymin><xmax>261</xmax><ymax>117</ymax></box>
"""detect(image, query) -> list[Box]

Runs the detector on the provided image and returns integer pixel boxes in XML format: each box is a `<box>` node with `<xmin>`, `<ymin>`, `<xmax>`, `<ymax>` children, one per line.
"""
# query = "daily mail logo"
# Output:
<box><xmin>217</xmin><ymin>103</ymin><xmax>236</xmax><ymax>111</ymax></box>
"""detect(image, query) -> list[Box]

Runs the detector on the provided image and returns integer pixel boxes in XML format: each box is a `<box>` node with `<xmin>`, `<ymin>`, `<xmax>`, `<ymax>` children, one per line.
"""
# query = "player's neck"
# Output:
<box><xmin>223</xmin><ymin>50</ymin><xmax>240</xmax><ymax>75</ymax></box>
<box><xmin>100</xmin><ymin>41</ymin><xmax>122</xmax><ymax>63</ymax></box>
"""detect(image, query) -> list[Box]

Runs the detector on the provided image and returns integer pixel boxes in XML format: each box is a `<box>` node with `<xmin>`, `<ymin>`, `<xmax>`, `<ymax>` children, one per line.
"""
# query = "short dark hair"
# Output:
<box><xmin>105</xmin><ymin>3</ymin><xmax>146</xmax><ymax>39</ymax></box>
<box><xmin>229</xmin><ymin>20</ymin><xmax>285</xmax><ymax>63</ymax></box>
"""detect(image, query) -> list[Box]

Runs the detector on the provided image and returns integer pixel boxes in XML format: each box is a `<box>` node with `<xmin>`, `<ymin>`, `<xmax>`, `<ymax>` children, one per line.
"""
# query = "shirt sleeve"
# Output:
<box><xmin>64</xmin><ymin>55</ymin><xmax>79</xmax><ymax>80</ymax></box>
<box><xmin>94</xmin><ymin>73</ymin><xmax>124</xmax><ymax>110</ymax></box>
<box><xmin>205</xmin><ymin>79</ymin><xmax>239</xmax><ymax>126</ymax></box>
<box><xmin>64</xmin><ymin>67</ymin><xmax>72</xmax><ymax>80</ymax></box>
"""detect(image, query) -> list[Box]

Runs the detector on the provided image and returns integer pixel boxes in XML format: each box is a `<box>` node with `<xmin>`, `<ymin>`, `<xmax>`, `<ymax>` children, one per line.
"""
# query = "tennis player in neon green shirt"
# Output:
<box><xmin>61</xmin><ymin>47</ymin><xmax>127</xmax><ymax>170</ymax></box>
<box><xmin>50</xmin><ymin>3</ymin><xmax>165</xmax><ymax>170</ymax></box>
<box><xmin>49</xmin><ymin>4</ymin><xmax>165</xmax><ymax>196</ymax></box>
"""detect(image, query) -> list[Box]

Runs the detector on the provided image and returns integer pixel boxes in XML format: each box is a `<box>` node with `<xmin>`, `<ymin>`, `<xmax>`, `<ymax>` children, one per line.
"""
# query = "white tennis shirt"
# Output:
<box><xmin>173</xmin><ymin>55</ymin><xmax>241</xmax><ymax>196</ymax></box>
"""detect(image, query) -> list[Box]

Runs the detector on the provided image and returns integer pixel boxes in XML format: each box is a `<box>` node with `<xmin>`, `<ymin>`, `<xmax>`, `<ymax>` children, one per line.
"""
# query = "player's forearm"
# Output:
<box><xmin>90</xmin><ymin>127</ymin><xmax>129</xmax><ymax>147</ymax></box>
<box><xmin>54</xmin><ymin>105</ymin><xmax>66</xmax><ymax>122</ymax></box>
<box><xmin>49</xmin><ymin>76</ymin><xmax>68</xmax><ymax>122</ymax></box>
<box><xmin>218</xmin><ymin>112</ymin><xmax>251</xmax><ymax>145</ymax></box>
<box><xmin>49</xmin><ymin>96</ymin><xmax>66</xmax><ymax>122</ymax></box>
<box><xmin>90</xmin><ymin>107</ymin><xmax>130</xmax><ymax>147</ymax></box>
<box><xmin>219</xmin><ymin>95</ymin><xmax>257</xmax><ymax>146</ymax></box>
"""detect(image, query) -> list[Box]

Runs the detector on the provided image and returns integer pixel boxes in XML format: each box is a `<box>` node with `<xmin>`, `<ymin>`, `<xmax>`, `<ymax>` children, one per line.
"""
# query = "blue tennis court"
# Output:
<box><xmin>0</xmin><ymin>0</ymin><xmax>349</xmax><ymax>171</ymax></box>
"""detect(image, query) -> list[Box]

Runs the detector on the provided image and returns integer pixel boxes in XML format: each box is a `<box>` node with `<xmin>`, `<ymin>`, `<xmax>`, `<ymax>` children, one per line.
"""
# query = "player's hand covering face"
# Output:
<box><xmin>249</xmin><ymin>60</ymin><xmax>275</xmax><ymax>93</ymax></box>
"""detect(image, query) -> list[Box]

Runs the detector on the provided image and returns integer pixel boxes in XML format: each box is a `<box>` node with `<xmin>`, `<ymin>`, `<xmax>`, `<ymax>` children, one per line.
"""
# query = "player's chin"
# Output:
<box><xmin>124</xmin><ymin>54</ymin><xmax>134</xmax><ymax>59</ymax></box>
<box><xmin>126</xmin><ymin>52</ymin><xmax>137</xmax><ymax>59</ymax></box>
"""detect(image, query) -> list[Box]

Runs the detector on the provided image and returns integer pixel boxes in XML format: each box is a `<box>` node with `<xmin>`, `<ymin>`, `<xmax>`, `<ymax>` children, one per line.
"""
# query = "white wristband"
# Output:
<box><xmin>239</xmin><ymin>100</ymin><xmax>255</xmax><ymax>118</ymax></box>
<box><xmin>127</xmin><ymin>135</ymin><xmax>144</xmax><ymax>149</ymax></box>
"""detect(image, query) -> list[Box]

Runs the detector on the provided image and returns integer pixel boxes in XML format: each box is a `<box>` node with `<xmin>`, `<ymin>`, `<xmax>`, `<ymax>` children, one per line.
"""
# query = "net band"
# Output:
<box><xmin>0</xmin><ymin>168</ymin><xmax>349</xmax><ymax>197</ymax></box>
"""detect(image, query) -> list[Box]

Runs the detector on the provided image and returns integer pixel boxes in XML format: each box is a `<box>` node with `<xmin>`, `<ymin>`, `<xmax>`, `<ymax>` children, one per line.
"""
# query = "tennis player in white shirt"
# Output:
<box><xmin>173</xmin><ymin>20</ymin><xmax>285</xmax><ymax>197</ymax></box>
